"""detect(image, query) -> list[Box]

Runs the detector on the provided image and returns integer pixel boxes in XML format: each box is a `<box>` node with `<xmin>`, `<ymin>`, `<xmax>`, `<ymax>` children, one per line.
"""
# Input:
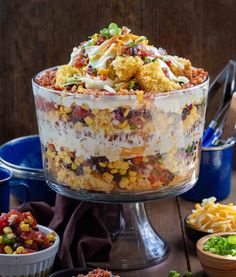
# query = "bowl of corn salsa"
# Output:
<box><xmin>197</xmin><ymin>232</ymin><xmax>236</xmax><ymax>277</ymax></box>
<box><xmin>0</xmin><ymin>209</ymin><xmax>59</xmax><ymax>277</ymax></box>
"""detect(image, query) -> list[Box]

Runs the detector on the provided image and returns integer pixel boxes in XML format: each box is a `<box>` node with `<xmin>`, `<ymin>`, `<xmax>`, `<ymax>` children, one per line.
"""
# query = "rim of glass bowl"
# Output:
<box><xmin>32</xmin><ymin>66</ymin><xmax>209</xmax><ymax>100</ymax></box>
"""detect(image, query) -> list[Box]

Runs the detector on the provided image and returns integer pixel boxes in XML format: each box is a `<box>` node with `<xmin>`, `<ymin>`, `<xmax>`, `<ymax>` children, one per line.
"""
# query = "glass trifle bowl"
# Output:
<box><xmin>32</xmin><ymin>23</ymin><xmax>209</xmax><ymax>269</ymax></box>
<box><xmin>32</xmin><ymin>74</ymin><xmax>208</xmax><ymax>202</ymax></box>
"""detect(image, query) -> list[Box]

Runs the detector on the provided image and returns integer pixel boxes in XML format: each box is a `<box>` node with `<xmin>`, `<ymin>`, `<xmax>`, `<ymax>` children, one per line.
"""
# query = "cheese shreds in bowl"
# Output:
<box><xmin>187</xmin><ymin>197</ymin><xmax>236</xmax><ymax>233</ymax></box>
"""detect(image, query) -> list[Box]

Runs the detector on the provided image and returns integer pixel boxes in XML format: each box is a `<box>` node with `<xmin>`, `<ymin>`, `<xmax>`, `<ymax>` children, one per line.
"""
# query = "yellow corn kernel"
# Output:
<box><xmin>3</xmin><ymin>227</ymin><xmax>12</xmax><ymax>234</ymax></box>
<box><xmin>7</xmin><ymin>233</ymin><xmax>15</xmax><ymax>240</ymax></box>
<box><xmin>123</xmin><ymin>125</ymin><xmax>130</xmax><ymax>130</ymax></box>
<box><xmin>120</xmin><ymin>162</ymin><xmax>129</xmax><ymax>170</ymax></box>
<box><xmin>74</xmin><ymin>158</ymin><xmax>80</xmax><ymax>165</ymax></box>
<box><xmin>24</xmin><ymin>239</ymin><xmax>33</xmax><ymax>245</ymax></box>
<box><xmin>119</xmin><ymin>169</ymin><xmax>127</xmax><ymax>175</ymax></box>
<box><xmin>0</xmin><ymin>236</ymin><xmax>3</xmax><ymax>244</ymax></box>
<box><xmin>64</xmin><ymin>106</ymin><xmax>72</xmax><ymax>113</ymax></box>
<box><xmin>49</xmin><ymin>152</ymin><xmax>56</xmax><ymax>158</ymax></box>
<box><xmin>62</xmin><ymin>114</ymin><xmax>69</xmax><ymax>122</ymax></box>
<box><xmin>137</xmin><ymin>177</ymin><xmax>144</xmax><ymax>184</ymax></box>
<box><xmin>123</xmin><ymin>109</ymin><xmax>130</xmax><ymax>118</ymax></box>
<box><xmin>111</xmin><ymin>169</ymin><xmax>118</xmax><ymax>174</ymax></box>
<box><xmin>137</xmin><ymin>90</ymin><xmax>143</xmax><ymax>104</ymax></box>
<box><xmin>92</xmin><ymin>108</ymin><xmax>99</xmax><ymax>115</ymax></box>
<box><xmin>108</xmin><ymin>163</ymin><xmax>114</xmax><ymax>169</ymax></box>
<box><xmin>119</xmin><ymin>121</ymin><xmax>128</xmax><ymax>129</ymax></box>
<box><xmin>20</xmin><ymin>223</ymin><xmax>30</xmax><ymax>232</ymax></box>
<box><xmin>15</xmin><ymin>246</ymin><xmax>25</xmax><ymax>254</ymax></box>
<box><xmin>103</xmin><ymin>172</ymin><xmax>113</xmax><ymax>182</ymax></box>
<box><xmin>81</xmin><ymin>103</ymin><xmax>89</xmax><ymax>111</ymax></box>
<box><xmin>59</xmin><ymin>106</ymin><xmax>64</xmax><ymax>113</ymax></box>
<box><xmin>129</xmin><ymin>176</ymin><xmax>137</xmax><ymax>183</ymax></box>
<box><xmin>83</xmin><ymin>166</ymin><xmax>91</xmax><ymax>174</ymax></box>
<box><xmin>27</xmin><ymin>215</ymin><xmax>33</xmax><ymax>225</ymax></box>
<box><xmin>119</xmin><ymin>177</ymin><xmax>129</xmax><ymax>188</ymax></box>
<box><xmin>4</xmin><ymin>245</ymin><xmax>13</xmax><ymax>254</ymax></box>
<box><xmin>78</xmin><ymin>156</ymin><xmax>85</xmax><ymax>163</ymax></box>
<box><xmin>64</xmin><ymin>156</ymin><xmax>72</xmax><ymax>164</ymax></box>
<box><xmin>84</xmin><ymin>116</ymin><xmax>93</xmax><ymax>126</ymax></box>
<box><xmin>48</xmin><ymin>233</ymin><xmax>56</xmax><ymax>242</ymax></box>
<box><xmin>99</xmin><ymin>162</ymin><xmax>107</xmax><ymax>168</ymax></box>
<box><xmin>98</xmin><ymin>68</ymin><xmax>109</xmax><ymax>75</ymax></box>
<box><xmin>129</xmin><ymin>170</ymin><xmax>137</xmax><ymax>177</ymax></box>
<box><xmin>71</xmin><ymin>163</ymin><xmax>77</xmax><ymax>170</ymax></box>
<box><xmin>113</xmin><ymin>160</ymin><xmax>122</xmax><ymax>169</ymax></box>
<box><xmin>143</xmin><ymin>157</ymin><xmax>149</xmax><ymax>163</ymax></box>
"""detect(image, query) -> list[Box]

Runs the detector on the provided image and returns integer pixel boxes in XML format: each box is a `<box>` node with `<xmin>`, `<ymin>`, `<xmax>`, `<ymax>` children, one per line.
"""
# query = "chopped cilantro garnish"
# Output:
<box><xmin>100</xmin><ymin>23</ymin><xmax>122</xmax><ymax>38</ymax></box>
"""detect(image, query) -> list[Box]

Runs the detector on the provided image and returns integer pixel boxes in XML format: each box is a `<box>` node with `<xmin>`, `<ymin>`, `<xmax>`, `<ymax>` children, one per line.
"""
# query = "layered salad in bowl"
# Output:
<box><xmin>33</xmin><ymin>23</ymin><xmax>209</xmax><ymax>196</ymax></box>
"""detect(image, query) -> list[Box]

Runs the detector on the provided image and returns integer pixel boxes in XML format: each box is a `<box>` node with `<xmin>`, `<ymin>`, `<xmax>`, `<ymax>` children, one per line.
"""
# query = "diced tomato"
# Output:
<box><xmin>0</xmin><ymin>244</ymin><xmax>5</xmax><ymax>253</ymax></box>
<box><xmin>0</xmin><ymin>218</ymin><xmax>8</xmax><ymax>230</ymax></box>
<box><xmin>22</xmin><ymin>212</ymin><xmax>37</xmax><ymax>228</ymax></box>
<box><xmin>140</xmin><ymin>50</ymin><xmax>149</xmax><ymax>57</ymax></box>
<box><xmin>133</xmin><ymin>156</ymin><xmax>143</xmax><ymax>164</ymax></box>
<box><xmin>162</xmin><ymin>68</ymin><xmax>169</xmax><ymax>78</ymax></box>
<box><xmin>148</xmin><ymin>173</ymin><xmax>158</xmax><ymax>184</ymax></box>
<box><xmin>34</xmin><ymin>231</ymin><xmax>49</xmax><ymax>247</ymax></box>
<box><xmin>100</xmin><ymin>74</ymin><xmax>107</xmax><ymax>81</ymax></box>
<box><xmin>74</xmin><ymin>56</ymin><xmax>84</xmax><ymax>69</ymax></box>
<box><xmin>165</xmin><ymin>60</ymin><xmax>172</xmax><ymax>67</ymax></box>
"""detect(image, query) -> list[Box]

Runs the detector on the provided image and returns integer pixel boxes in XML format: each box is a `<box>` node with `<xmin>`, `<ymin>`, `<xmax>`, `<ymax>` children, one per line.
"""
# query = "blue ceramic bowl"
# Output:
<box><xmin>0</xmin><ymin>135</ymin><xmax>56</xmax><ymax>205</ymax></box>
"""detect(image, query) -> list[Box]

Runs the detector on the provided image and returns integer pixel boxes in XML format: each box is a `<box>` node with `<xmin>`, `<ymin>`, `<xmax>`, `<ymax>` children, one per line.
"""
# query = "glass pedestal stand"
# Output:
<box><xmin>48</xmin><ymin>176</ymin><xmax>197</xmax><ymax>270</ymax></box>
<box><xmin>89</xmin><ymin>202</ymin><xmax>169</xmax><ymax>270</ymax></box>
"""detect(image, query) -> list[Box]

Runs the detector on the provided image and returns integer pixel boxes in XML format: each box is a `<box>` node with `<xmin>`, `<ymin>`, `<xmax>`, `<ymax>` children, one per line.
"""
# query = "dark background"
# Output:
<box><xmin>0</xmin><ymin>0</ymin><xmax>235</xmax><ymax>164</ymax></box>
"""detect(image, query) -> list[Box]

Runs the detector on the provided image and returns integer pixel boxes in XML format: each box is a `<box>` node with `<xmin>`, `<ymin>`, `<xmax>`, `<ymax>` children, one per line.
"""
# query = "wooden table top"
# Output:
<box><xmin>10</xmin><ymin>172</ymin><xmax>236</xmax><ymax>276</ymax></box>
<box><xmin>118</xmin><ymin>171</ymin><xmax>236</xmax><ymax>277</ymax></box>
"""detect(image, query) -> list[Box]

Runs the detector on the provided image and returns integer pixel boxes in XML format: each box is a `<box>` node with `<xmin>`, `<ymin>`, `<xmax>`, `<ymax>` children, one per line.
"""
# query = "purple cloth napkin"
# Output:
<box><xmin>20</xmin><ymin>194</ymin><xmax>118</xmax><ymax>269</ymax></box>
